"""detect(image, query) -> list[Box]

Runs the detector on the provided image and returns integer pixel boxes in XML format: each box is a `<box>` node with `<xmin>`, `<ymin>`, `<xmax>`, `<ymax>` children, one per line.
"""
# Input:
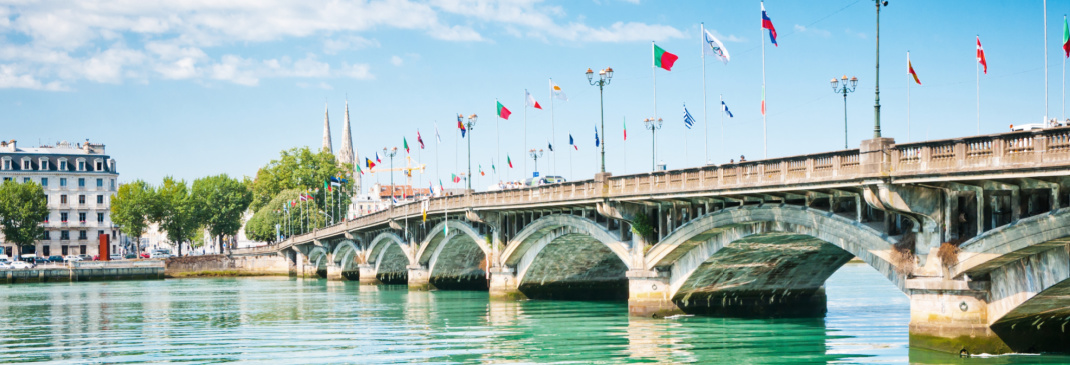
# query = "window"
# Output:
<box><xmin>60</xmin><ymin>178</ymin><xmax>67</xmax><ymax>187</ymax></box>
<box><xmin>60</xmin><ymin>230</ymin><xmax>70</xmax><ymax>240</ymax></box>
<box><xmin>41</xmin><ymin>177</ymin><xmax>48</xmax><ymax>186</ymax></box>
<box><xmin>40</xmin><ymin>159</ymin><xmax>48</xmax><ymax>170</ymax></box>
<box><xmin>2</xmin><ymin>159</ymin><xmax>10</xmax><ymax>170</ymax></box>
<box><xmin>42</xmin><ymin>246</ymin><xmax>49</xmax><ymax>257</ymax></box>
<box><xmin>61</xmin><ymin>246</ymin><xmax>68</xmax><ymax>256</ymax></box>
<box><xmin>1</xmin><ymin>177</ymin><xmax>9</xmax><ymax>182</ymax></box>
<box><xmin>96</xmin><ymin>178</ymin><xmax>103</xmax><ymax>187</ymax></box>
<box><xmin>97</xmin><ymin>213</ymin><xmax>104</xmax><ymax>223</ymax></box>
<box><xmin>78</xmin><ymin>230</ymin><xmax>87</xmax><ymax>240</ymax></box>
<box><xmin>80</xmin><ymin>245</ymin><xmax>86</xmax><ymax>255</ymax></box>
<box><xmin>60</xmin><ymin>212</ymin><xmax>68</xmax><ymax>222</ymax></box>
<box><xmin>42</xmin><ymin>231</ymin><xmax>50</xmax><ymax>240</ymax></box>
<box><xmin>77</xmin><ymin>160</ymin><xmax>85</xmax><ymax>171</ymax></box>
<box><xmin>22</xmin><ymin>177</ymin><xmax>30</xmax><ymax>183</ymax></box>
<box><xmin>96</xmin><ymin>195</ymin><xmax>103</xmax><ymax>204</ymax></box>
<box><xmin>43</xmin><ymin>213</ymin><xmax>49</xmax><ymax>223</ymax></box>
<box><xmin>79</xmin><ymin>195</ymin><xmax>85</xmax><ymax>204</ymax></box>
<box><xmin>78</xmin><ymin>178</ymin><xmax>85</xmax><ymax>187</ymax></box>
<box><xmin>110</xmin><ymin>179</ymin><xmax>115</xmax><ymax>189</ymax></box>
<box><xmin>22</xmin><ymin>159</ymin><xmax>30</xmax><ymax>170</ymax></box>
<box><xmin>95</xmin><ymin>161</ymin><xmax>103</xmax><ymax>171</ymax></box>
<box><xmin>78</xmin><ymin>213</ymin><xmax>86</xmax><ymax>223</ymax></box>
<box><xmin>60</xmin><ymin>195</ymin><xmax>67</xmax><ymax>204</ymax></box>
<box><xmin>96</xmin><ymin>230</ymin><xmax>104</xmax><ymax>239</ymax></box>
<box><xmin>59</xmin><ymin>160</ymin><xmax>67</xmax><ymax>171</ymax></box>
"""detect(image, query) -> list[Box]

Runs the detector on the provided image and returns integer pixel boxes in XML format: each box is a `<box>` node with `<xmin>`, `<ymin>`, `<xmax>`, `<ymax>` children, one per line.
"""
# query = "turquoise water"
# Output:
<box><xmin>0</xmin><ymin>264</ymin><xmax>1067</xmax><ymax>364</ymax></box>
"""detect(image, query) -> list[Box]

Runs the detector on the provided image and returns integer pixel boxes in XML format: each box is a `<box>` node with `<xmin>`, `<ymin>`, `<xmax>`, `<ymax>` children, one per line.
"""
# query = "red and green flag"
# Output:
<box><xmin>497</xmin><ymin>101</ymin><xmax>512</xmax><ymax>120</ymax></box>
<box><xmin>653</xmin><ymin>43</ymin><xmax>678</xmax><ymax>71</ymax></box>
<box><xmin>325</xmin><ymin>180</ymin><xmax>331</xmax><ymax>192</ymax></box>
<box><xmin>507</xmin><ymin>155</ymin><xmax>513</xmax><ymax>168</ymax></box>
<box><xmin>479</xmin><ymin>165</ymin><xmax>485</xmax><ymax>176</ymax></box>
<box><xmin>1064</xmin><ymin>16</ymin><xmax>1069</xmax><ymax>58</ymax></box>
<box><xmin>623</xmin><ymin>117</ymin><xmax>628</xmax><ymax>141</ymax></box>
<box><xmin>403</xmin><ymin>137</ymin><xmax>410</xmax><ymax>153</ymax></box>
<box><xmin>356</xmin><ymin>163</ymin><xmax>364</xmax><ymax>175</ymax></box>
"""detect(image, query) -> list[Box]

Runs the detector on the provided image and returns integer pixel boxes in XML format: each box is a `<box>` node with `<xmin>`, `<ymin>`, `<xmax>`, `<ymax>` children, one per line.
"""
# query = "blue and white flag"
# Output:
<box><xmin>547</xmin><ymin>140</ymin><xmax>553</xmax><ymax>152</ymax></box>
<box><xmin>594</xmin><ymin>126</ymin><xmax>600</xmax><ymax>147</ymax></box>
<box><xmin>722</xmin><ymin>100</ymin><xmax>734</xmax><ymax>118</ymax></box>
<box><xmin>683</xmin><ymin>106</ymin><xmax>696</xmax><ymax>129</ymax></box>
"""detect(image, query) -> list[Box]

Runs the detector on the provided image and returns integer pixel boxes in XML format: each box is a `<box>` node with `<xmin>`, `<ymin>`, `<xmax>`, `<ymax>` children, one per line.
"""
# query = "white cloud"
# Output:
<box><xmin>323</xmin><ymin>36</ymin><xmax>379</xmax><ymax>55</ymax></box>
<box><xmin>390</xmin><ymin>55</ymin><xmax>404</xmax><ymax>66</ymax></box>
<box><xmin>297</xmin><ymin>81</ymin><xmax>333</xmax><ymax>90</ymax></box>
<box><xmin>0</xmin><ymin>65</ymin><xmax>69</xmax><ymax>91</ymax></box>
<box><xmin>794</xmin><ymin>24</ymin><xmax>831</xmax><ymax>37</ymax></box>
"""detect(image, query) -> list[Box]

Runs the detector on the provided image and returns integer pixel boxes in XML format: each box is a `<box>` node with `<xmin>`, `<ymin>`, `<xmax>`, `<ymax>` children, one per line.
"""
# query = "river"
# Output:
<box><xmin>0</xmin><ymin>263</ymin><xmax>1067</xmax><ymax>364</ymax></box>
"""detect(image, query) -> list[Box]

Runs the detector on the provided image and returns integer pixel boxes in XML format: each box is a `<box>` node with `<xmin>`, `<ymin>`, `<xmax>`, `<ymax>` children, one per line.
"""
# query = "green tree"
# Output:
<box><xmin>245</xmin><ymin>188</ymin><xmax>324</xmax><ymax>242</ymax></box>
<box><xmin>110</xmin><ymin>180</ymin><xmax>155</xmax><ymax>256</ymax></box>
<box><xmin>249</xmin><ymin>146</ymin><xmax>353</xmax><ymax>213</ymax></box>
<box><xmin>192</xmin><ymin>174</ymin><xmax>252</xmax><ymax>254</ymax></box>
<box><xmin>155</xmin><ymin>177</ymin><xmax>200</xmax><ymax>257</ymax></box>
<box><xmin>0</xmin><ymin>181</ymin><xmax>49</xmax><ymax>258</ymax></box>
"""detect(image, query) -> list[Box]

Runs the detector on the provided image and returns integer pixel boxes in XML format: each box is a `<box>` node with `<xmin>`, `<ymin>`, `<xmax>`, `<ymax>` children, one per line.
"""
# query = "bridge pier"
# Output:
<box><xmin>408</xmin><ymin>265</ymin><xmax>433</xmax><ymax>291</ymax></box>
<box><xmin>325</xmin><ymin>262</ymin><xmax>343</xmax><ymax>281</ymax></box>
<box><xmin>906</xmin><ymin>279</ymin><xmax>1011</xmax><ymax>355</ymax></box>
<box><xmin>626</xmin><ymin>270</ymin><xmax>681</xmax><ymax>318</ymax></box>
<box><xmin>357</xmin><ymin>264</ymin><xmax>381</xmax><ymax>285</ymax></box>
<box><xmin>489</xmin><ymin>267</ymin><xmax>525</xmax><ymax>300</ymax></box>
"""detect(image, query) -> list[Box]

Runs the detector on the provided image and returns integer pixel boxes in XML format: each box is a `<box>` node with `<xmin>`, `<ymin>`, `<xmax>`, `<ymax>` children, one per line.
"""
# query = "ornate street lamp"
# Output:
<box><xmin>587</xmin><ymin>66</ymin><xmax>613</xmax><ymax>173</ymax></box>
<box><xmin>874</xmin><ymin>0</ymin><xmax>889</xmax><ymax>138</ymax></box>
<box><xmin>529</xmin><ymin>148</ymin><xmax>544</xmax><ymax>177</ymax></box>
<box><xmin>460</xmin><ymin>113</ymin><xmax>478</xmax><ymax>190</ymax></box>
<box><xmin>643</xmin><ymin>117</ymin><xmax>663</xmax><ymax>171</ymax></box>
<box><xmin>831</xmin><ymin>75</ymin><xmax>859</xmax><ymax>149</ymax></box>
<box><xmin>383</xmin><ymin>147</ymin><xmax>398</xmax><ymax>203</ymax></box>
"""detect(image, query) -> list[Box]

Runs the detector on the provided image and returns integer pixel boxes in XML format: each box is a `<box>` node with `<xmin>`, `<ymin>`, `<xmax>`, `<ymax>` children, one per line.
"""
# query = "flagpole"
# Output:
<box><xmin>907</xmin><ymin>51</ymin><xmax>911</xmax><ymax>142</ymax></box>
<box><xmin>702</xmin><ymin>22</ymin><xmax>709</xmax><ymax>165</ymax></box>
<box><xmin>1045</xmin><ymin>0</ymin><xmax>1049</xmax><ymax>122</ymax></box>
<box><xmin>623</xmin><ymin>116</ymin><xmax>627</xmax><ymax>174</ymax></box>
<box><xmin>455</xmin><ymin>119</ymin><xmax>459</xmax><ymax>186</ymax></box>
<box><xmin>761</xmin><ymin>2</ymin><xmax>768</xmax><ymax>159</ymax></box>
<box><xmin>495</xmin><ymin>98</ymin><xmax>501</xmax><ymax>183</ymax></box>
<box><xmin>1065</xmin><ymin>15</ymin><xmax>1067</xmax><ymax>121</ymax></box>
<box><xmin>683</xmin><ymin>103</ymin><xmax>689</xmax><ymax>166</ymax></box>
<box><xmin>720</xmin><ymin>94</ymin><xmax>725</xmax><ymax>163</ymax></box>
<box><xmin>977</xmin><ymin>35</ymin><xmax>981</xmax><ymax>134</ymax></box>
<box><xmin>524</xmin><ymin>92</ymin><xmax>528</xmax><ymax>176</ymax></box>
<box><xmin>652</xmin><ymin>41</ymin><xmax>659</xmax><ymax>167</ymax></box>
<box><xmin>549</xmin><ymin>78</ymin><xmax>557</xmax><ymax>177</ymax></box>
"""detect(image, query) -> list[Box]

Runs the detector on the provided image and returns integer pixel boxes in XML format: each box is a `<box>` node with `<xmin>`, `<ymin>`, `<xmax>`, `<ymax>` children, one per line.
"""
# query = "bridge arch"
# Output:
<box><xmin>951</xmin><ymin>207</ymin><xmax>1070</xmax><ymax>278</ymax></box>
<box><xmin>416</xmin><ymin>220</ymin><xmax>490</xmax><ymax>266</ymax></box>
<box><xmin>645</xmin><ymin>205</ymin><xmax>905</xmax><ymax>316</ymax></box>
<box><xmin>367</xmin><ymin>231</ymin><xmax>411</xmax><ymax>284</ymax></box>
<box><xmin>306</xmin><ymin>246</ymin><xmax>330</xmax><ymax>278</ymax></box>
<box><xmin>501</xmin><ymin>214</ymin><xmax>632</xmax><ymax>300</ymax></box>
<box><xmin>331</xmin><ymin>239</ymin><xmax>362</xmax><ymax>272</ymax></box>
<box><xmin>415</xmin><ymin>220</ymin><xmax>491</xmax><ymax>290</ymax></box>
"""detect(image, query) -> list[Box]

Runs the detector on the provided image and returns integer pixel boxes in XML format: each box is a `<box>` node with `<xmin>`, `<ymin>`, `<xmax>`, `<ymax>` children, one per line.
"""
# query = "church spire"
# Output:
<box><xmin>338</xmin><ymin>100</ymin><xmax>355</xmax><ymax>166</ymax></box>
<box><xmin>322</xmin><ymin>102</ymin><xmax>333</xmax><ymax>154</ymax></box>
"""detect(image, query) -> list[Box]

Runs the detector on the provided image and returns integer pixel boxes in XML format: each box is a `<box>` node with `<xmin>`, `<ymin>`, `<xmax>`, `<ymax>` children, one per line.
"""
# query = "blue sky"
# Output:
<box><xmin>0</xmin><ymin>0</ymin><xmax>1064</xmax><ymax>190</ymax></box>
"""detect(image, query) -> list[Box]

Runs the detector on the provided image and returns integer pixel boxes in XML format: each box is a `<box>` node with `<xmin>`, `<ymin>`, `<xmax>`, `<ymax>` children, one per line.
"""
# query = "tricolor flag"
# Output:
<box><xmin>525</xmin><ymin>89</ymin><xmax>542</xmax><ymax>109</ymax></box>
<box><xmin>1063</xmin><ymin>16</ymin><xmax>1069</xmax><ymax>58</ymax></box>
<box><xmin>429</xmin><ymin>181</ymin><xmax>434</xmax><ymax>196</ymax></box>
<box><xmin>722</xmin><ymin>100</ymin><xmax>734</xmax><ymax>118</ymax></box>
<box><xmin>452</xmin><ymin>173</ymin><xmax>461</xmax><ymax>183</ymax></box>
<box><xmin>479</xmin><ymin>165</ymin><xmax>485</xmax><ymax>176</ymax></box>
<box><xmin>356</xmin><ymin>163</ymin><xmax>364</xmax><ymax>175</ymax></box>
<box><xmin>570</xmin><ymin>133</ymin><xmax>578</xmax><ymax>150</ymax></box>
<box><xmin>653</xmin><ymin>43</ymin><xmax>678</xmax><ymax>71</ymax></box>
<box><xmin>623</xmin><ymin>118</ymin><xmax>628</xmax><ymax>141</ymax></box>
<box><xmin>324</xmin><ymin>180</ymin><xmax>331</xmax><ymax>192</ymax></box>
<box><xmin>507</xmin><ymin>155</ymin><xmax>513</xmax><ymax>168</ymax></box>
<box><xmin>703</xmin><ymin>29</ymin><xmax>730</xmax><ymax>64</ymax></box>
<box><xmin>457</xmin><ymin>114</ymin><xmax>467</xmax><ymax>138</ymax></box>
<box><xmin>403</xmin><ymin>137</ymin><xmax>410</xmax><ymax>153</ymax></box>
<box><xmin>375</xmin><ymin>152</ymin><xmax>381</xmax><ymax>163</ymax></box>
<box><xmin>417</xmin><ymin>130</ymin><xmax>425</xmax><ymax>149</ymax></box>
<box><xmin>366</xmin><ymin>157</ymin><xmax>376</xmax><ymax>169</ymax></box>
<box><xmin>908</xmin><ymin>55</ymin><xmax>921</xmax><ymax>85</ymax></box>
<box><xmin>299</xmin><ymin>194</ymin><xmax>308</xmax><ymax>202</ymax></box>
<box><xmin>594</xmin><ymin>125</ymin><xmax>600</xmax><ymax>147</ymax></box>
<box><xmin>683</xmin><ymin>105</ymin><xmax>696</xmax><ymax>129</ymax></box>
<box><xmin>439</xmin><ymin>179</ymin><xmax>444</xmax><ymax>193</ymax></box>
<box><xmin>551</xmin><ymin>80</ymin><xmax>568</xmax><ymax>101</ymax></box>
<box><xmin>976</xmin><ymin>36</ymin><xmax>987</xmax><ymax>74</ymax></box>
<box><xmin>762</xmin><ymin>2</ymin><xmax>778</xmax><ymax>46</ymax></box>
<box><xmin>497</xmin><ymin>101</ymin><xmax>512</xmax><ymax>120</ymax></box>
<box><xmin>491</xmin><ymin>160</ymin><xmax>496</xmax><ymax>173</ymax></box>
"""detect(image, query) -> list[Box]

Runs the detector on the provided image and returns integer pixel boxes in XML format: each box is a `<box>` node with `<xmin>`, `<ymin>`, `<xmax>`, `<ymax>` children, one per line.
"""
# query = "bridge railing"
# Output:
<box><xmin>891</xmin><ymin>127</ymin><xmax>1070</xmax><ymax>174</ymax></box>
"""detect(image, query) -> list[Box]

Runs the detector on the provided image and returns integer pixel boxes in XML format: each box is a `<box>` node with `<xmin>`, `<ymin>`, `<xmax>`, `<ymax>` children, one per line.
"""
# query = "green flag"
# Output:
<box><xmin>403</xmin><ymin>137</ymin><xmax>410</xmax><ymax>153</ymax></box>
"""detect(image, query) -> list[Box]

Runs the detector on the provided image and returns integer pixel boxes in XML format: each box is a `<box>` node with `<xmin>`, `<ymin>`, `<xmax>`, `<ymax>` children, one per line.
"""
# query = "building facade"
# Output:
<box><xmin>0</xmin><ymin>140</ymin><xmax>119</xmax><ymax>258</ymax></box>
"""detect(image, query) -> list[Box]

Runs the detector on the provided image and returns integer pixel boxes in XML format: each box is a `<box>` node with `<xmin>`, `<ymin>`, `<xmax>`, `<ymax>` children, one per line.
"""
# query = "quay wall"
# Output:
<box><xmin>165</xmin><ymin>254</ymin><xmax>290</xmax><ymax>277</ymax></box>
<box><xmin>0</xmin><ymin>261</ymin><xmax>164</xmax><ymax>284</ymax></box>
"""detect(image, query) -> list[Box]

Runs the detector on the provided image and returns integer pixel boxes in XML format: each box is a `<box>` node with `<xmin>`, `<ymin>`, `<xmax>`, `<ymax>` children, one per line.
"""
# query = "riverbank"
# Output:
<box><xmin>164</xmin><ymin>254</ymin><xmax>291</xmax><ymax>278</ymax></box>
<box><xmin>0</xmin><ymin>261</ymin><xmax>164</xmax><ymax>284</ymax></box>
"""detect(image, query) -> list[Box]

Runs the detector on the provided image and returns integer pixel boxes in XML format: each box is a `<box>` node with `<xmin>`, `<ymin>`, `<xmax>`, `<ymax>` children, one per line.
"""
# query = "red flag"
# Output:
<box><xmin>417</xmin><ymin>130</ymin><xmax>425</xmax><ymax>149</ymax></box>
<box><xmin>976</xmin><ymin>36</ymin><xmax>987</xmax><ymax>74</ymax></box>
<box><xmin>908</xmin><ymin>59</ymin><xmax>921</xmax><ymax>85</ymax></box>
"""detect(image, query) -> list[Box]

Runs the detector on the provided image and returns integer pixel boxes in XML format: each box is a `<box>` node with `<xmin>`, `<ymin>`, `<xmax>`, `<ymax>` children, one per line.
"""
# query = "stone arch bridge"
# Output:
<box><xmin>235</xmin><ymin>132</ymin><xmax>1070</xmax><ymax>354</ymax></box>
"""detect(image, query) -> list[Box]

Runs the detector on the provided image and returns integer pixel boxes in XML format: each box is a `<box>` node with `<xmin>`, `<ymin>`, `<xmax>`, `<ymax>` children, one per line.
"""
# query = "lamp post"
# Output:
<box><xmin>643</xmin><ymin>117</ymin><xmax>663</xmax><ymax>171</ymax></box>
<box><xmin>874</xmin><ymin>0</ymin><xmax>889</xmax><ymax>138</ymax></box>
<box><xmin>587</xmin><ymin>67</ymin><xmax>614</xmax><ymax>173</ymax></box>
<box><xmin>460</xmin><ymin>113</ymin><xmax>478</xmax><ymax>190</ymax></box>
<box><xmin>383</xmin><ymin>147</ymin><xmax>398</xmax><ymax>203</ymax></box>
<box><xmin>529</xmin><ymin>148</ymin><xmax>544</xmax><ymax>177</ymax></box>
<box><xmin>831</xmin><ymin>75</ymin><xmax>859</xmax><ymax>149</ymax></box>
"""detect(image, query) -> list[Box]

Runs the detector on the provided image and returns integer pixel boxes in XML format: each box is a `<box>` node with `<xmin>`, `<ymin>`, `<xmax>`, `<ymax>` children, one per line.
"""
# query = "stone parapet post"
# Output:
<box><xmin>408</xmin><ymin>265</ymin><xmax>433</xmax><ymax>291</ymax></box>
<box><xmin>627</xmin><ymin>269</ymin><xmax>681</xmax><ymax>318</ymax></box>
<box><xmin>859</xmin><ymin>137</ymin><xmax>895</xmax><ymax>175</ymax></box>
<box><xmin>906</xmin><ymin>278</ymin><xmax>1010</xmax><ymax>355</ymax></box>
<box><xmin>358</xmin><ymin>264</ymin><xmax>381</xmax><ymax>285</ymax></box>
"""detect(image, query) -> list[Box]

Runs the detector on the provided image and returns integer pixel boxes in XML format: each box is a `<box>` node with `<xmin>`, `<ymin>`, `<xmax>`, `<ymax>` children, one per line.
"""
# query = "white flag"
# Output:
<box><xmin>525</xmin><ymin>89</ymin><xmax>542</xmax><ymax>109</ymax></box>
<box><xmin>551</xmin><ymin>80</ymin><xmax>568</xmax><ymax>101</ymax></box>
<box><xmin>703</xmin><ymin>29</ymin><xmax>730</xmax><ymax>65</ymax></box>
<box><xmin>434</xmin><ymin>122</ymin><xmax>442</xmax><ymax>143</ymax></box>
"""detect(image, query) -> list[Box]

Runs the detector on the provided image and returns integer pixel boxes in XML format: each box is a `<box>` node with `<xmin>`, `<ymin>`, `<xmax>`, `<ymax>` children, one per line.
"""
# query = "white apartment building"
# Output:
<box><xmin>0</xmin><ymin>140</ymin><xmax>119</xmax><ymax>258</ymax></box>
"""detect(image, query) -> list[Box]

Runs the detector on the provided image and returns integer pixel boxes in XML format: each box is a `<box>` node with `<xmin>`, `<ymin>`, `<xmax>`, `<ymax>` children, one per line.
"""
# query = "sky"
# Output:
<box><xmin>1</xmin><ymin>0</ymin><xmax>1065</xmax><ymax>191</ymax></box>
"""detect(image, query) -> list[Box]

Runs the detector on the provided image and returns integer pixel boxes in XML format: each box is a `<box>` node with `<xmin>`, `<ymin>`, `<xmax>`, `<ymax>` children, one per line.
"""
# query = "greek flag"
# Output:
<box><xmin>722</xmin><ymin>100</ymin><xmax>734</xmax><ymax>118</ymax></box>
<box><xmin>683</xmin><ymin>106</ymin><xmax>696</xmax><ymax>129</ymax></box>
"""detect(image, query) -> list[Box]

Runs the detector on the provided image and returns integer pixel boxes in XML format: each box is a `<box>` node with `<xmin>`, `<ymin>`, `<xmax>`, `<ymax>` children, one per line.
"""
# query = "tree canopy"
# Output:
<box><xmin>155</xmin><ymin>177</ymin><xmax>199</xmax><ymax>256</ymax></box>
<box><xmin>0</xmin><ymin>180</ymin><xmax>48</xmax><ymax>257</ymax></box>
<box><xmin>192</xmin><ymin>174</ymin><xmax>251</xmax><ymax>253</ymax></box>
<box><xmin>110</xmin><ymin>179</ymin><xmax>154</xmax><ymax>252</ymax></box>
<box><xmin>249</xmin><ymin>146</ymin><xmax>352</xmax><ymax>212</ymax></box>
<box><xmin>244</xmin><ymin>188</ymin><xmax>324</xmax><ymax>243</ymax></box>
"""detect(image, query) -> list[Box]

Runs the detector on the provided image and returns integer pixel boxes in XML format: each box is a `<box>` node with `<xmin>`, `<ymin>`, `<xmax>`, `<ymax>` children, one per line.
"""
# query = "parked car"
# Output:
<box><xmin>10</xmin><ymin>261</ymin><xmax>34</xmax><ymax>269</ymax></box>
<box><xmin>0</xmin><ymin>261</ymin><xmax>9</xmax><ymax>269</ymax></box>
<box><xmin>150</xmin><ymin>251</ymin><xmax>173</xmax><ymax>259</ymax></box>
<box><xmin>79</xmin><ymin>254</ymin><xmax>94</xmax><ymax>261</ymax></box>
<box><xmin>140</xmin><ymin>253</ymin><xmax>150</xmax><ymax>259</ymax></box>
<box><xmin>124</xmin><ymin>253</ymin><xmax>137</xmax><ymax>259</ymax></box>
<box><xmin>48</xmin><ymin>255</ymin><xmax>64</xmax><ymax>263</ymax></box>
<box><xmin>63</xmin><ymin>255</ymin><xmax>82</xmax><ymax>262</ymax></box>
<box><xmin>110</xmin><ymin>255</ymin><xmax>122</xmax><ymax>261</ymax></box>
<box><xmin>33</xmin><ymin>257</ymin><xmax>49</xmax><ymax>264</ymax></box>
